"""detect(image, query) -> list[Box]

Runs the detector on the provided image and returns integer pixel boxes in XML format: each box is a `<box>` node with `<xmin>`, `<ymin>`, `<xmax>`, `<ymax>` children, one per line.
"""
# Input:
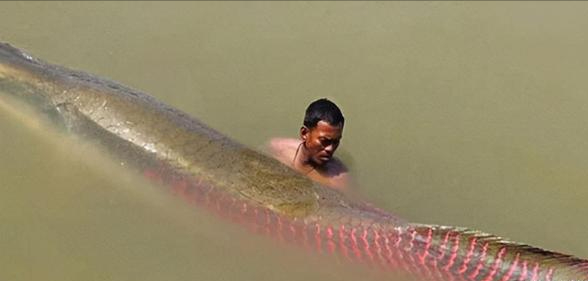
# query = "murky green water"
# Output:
<box><xmin>1</xmin><ymin>2</ymin><xmax>587</xmax><ymax>280</ymax></box>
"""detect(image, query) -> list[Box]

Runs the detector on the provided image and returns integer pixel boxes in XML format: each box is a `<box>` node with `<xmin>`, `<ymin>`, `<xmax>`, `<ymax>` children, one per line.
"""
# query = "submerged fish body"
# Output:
<box><xmin>0</xmin><ymin>42</ymin><xmax>586</xmax><ymax>281</ymax></box>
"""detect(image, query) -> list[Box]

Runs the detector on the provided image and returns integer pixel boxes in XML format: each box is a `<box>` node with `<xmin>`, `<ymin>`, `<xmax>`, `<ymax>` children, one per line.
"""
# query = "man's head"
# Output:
<box><xmin>300</xmin><ymin>98</ymin><xmax>345</xmax><ymax>165</ymax></box>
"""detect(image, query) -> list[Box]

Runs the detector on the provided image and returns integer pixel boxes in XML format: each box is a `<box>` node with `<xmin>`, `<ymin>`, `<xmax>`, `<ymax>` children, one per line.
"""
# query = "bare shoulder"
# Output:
<box><xmin>267</xmin><ymin>137</ymin><xmax>300</xmax><ymax>155</ymax></box>
<box><xmin>266</xmin><ymin>137</ymin><xmax>300</xmax><ymax>166</ymax></box>
<box><xmin>267</xmin><ymin>137</ymin><xmax>299</xmax><ymax>150</ymax></box>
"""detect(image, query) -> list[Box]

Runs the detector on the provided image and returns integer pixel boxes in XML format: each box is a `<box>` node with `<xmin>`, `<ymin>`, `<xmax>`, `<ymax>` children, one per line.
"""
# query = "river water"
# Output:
<box><xmin>1</xmin><ymin>2</ymin><xmax>587</xmax><ymax>281</ymax></box>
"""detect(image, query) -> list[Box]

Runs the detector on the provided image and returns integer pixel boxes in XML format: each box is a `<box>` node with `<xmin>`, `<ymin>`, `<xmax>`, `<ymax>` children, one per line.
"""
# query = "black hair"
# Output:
<box><xmin>303</xmin><ymin>98</ymin><xmax>345</xmax><ymax>128</ymax></box>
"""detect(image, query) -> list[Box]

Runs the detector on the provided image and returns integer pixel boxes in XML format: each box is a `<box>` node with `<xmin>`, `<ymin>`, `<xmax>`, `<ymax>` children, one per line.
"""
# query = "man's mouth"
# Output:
<box><xmin>319</xmin><ymin>155</ymin><xmax>331</xmax><ymax>161</ymax></box>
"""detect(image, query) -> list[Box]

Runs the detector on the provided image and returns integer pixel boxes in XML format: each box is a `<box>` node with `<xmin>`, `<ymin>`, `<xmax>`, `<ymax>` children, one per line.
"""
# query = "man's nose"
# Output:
<box><xmin>324</xmin><ymin>144</ymin><xmax>335</xmax><ymax>153</ymax></box>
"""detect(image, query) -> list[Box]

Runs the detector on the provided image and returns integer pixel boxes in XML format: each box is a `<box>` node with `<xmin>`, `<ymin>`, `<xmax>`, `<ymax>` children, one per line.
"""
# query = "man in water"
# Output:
<box><xmin>267</xmin><ymin>98</ymin><xmax>349</xmax><ymax>190</ymax></box>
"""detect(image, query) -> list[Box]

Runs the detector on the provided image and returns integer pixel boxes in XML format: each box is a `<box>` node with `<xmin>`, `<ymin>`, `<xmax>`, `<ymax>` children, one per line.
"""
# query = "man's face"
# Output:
<box><xmin>301</xmin><ymin>120</ymin><xmax>343</xmax><ymax>166</ymax></box>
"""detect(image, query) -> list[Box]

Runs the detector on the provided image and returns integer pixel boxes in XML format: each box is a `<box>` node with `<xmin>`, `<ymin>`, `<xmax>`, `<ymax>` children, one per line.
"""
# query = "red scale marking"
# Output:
<box><xmin>518</xmin><ymin>261</ymin><xmax>528</xmax><ymax>281</ymax></box>
<box><xmin>187</xmin><ymin>184</ymin><xmax>200</xmax><ymax>203</ymax></box>
<box><xmin>189</xmin><ymin>185</ymin><xmax>203</xmax><ymax>205</ymax></box>
<box><xmin>286</xmin><ymin>223</ymin><xmax>296</xmax><ymax>242</ymax></box>
<box><xmin>301</xmin><ymin>223</ymin><xmax>310</xmax><ymax>250</ymax></box>
<box><xmin>292</xmin><ymin>223</ymin><xmax>304</xmax><ymax>245</ymax></box>
<box><xmin>361</xmin><ymin>228</ymin><xmax>375</xmax><ymax>264</ymax></box>
<box><xmin>500</xmin><ymin>253</ymin><xmax>520</xmax><ymax>281</ymax></box>
<box><xmin>436</xmin><ymin>231</ymin><xmax>452</xmax><ymax>267</ymax></box>
<box><xmin>232</xmin><ymin>201</ymin><xmax>243</xmax><ymax>223</ymax></box>
<box><xmin>251</xmin><ymin>208</ymin><xmax>261</xmax><ymax>234</ymax></box>
<box><xmin>281</xmin><ymin>219</ymin><xmax>291</xmax><ymax>241</ymax></box>
<box><xmin>469</xmin><ymin>242</ymin><xmax>489</xmax><ymax>280</ymax></box>
<box><xmin>252</xmin><ymin>207</ymin><xmax>264</xmax><ymax>227</ymax></box>
<box><xmin>429</xmin><ymin>230</ymin><xmax>453</xmax><ymax>281</ymax></box>
<box><xmin>240</xmin><ymin>203</ymin><xmax>248</xmax><ymax>215</ymax></box>
<box><xmin>458</xmin><ymin>237</ymin><xmax>478</xmax><ymax>274</ymax></box>
<box><xmin>375</xmin><ymin>230</ymin><xmax>392</xmax><ymax>268</ymax></box>
<box><xmin>214</xmin><ymin>194</ymin><xmax>226</xmax><ymax>215</ymax></box>
<box><xmin>226</xmin><ymin>198</ymin><xmax>237</xmax><ymax>221</ymax></box>
<box><xmin>482</xmin><ymin>247</ymin><xmax>507</xmax><ymax>281</ymax></box>
<box><xmin>213</xmin><ymin>193</ymin><xmax>222</xmax><ymax>212</ymax></box>
<box><xmin>419</xmin><ymin>228</ymin><xmax>434</xmax><ymax>265</ymax></box>
<box><xmin>184</xmin><ymin>181</ymin><xmax>194</xmax><ymax>197</ymax></box>
<box><xmin>544</xmin><ymin>268</ymin><xmax>554</xmax><ymax>281</ymax></box>
<box><xmin>276</xmin><ymin>215</ymin><xmax>285</xmax><ymax>242</ymax></box>
<box><xmin>530</xmin><ymin>262</ymin><xmax>539</xmax><ymax>281</ymax></box>
<box><xmin>349</xmin><ymin>228</ymin><xmax>363</xmax><ymax>261</ymax></box>
<box><xmin>244</xmin><ymin>205</ymin><xmax>258</xmax><ymax>229</ymax></box>
<box><xmin>407</xmin><ymin>228</ymin><xmax>417</xmax><ymax>252</ymax></box>
<box><xmin>222</xmin><ymin>196</ymin><xmax>234</xmax><ymax>218</ymax></box>
<box><xmin>326</xmin><ymin>226</ymin><xmax>336</xmax><ymax>254</ymax></box>
<box><xmin>372</xmin><ymin>229</ymin><xmax>388</xmax><ymax>268</ymax></box>
<box><xmin>443</xmin><ymin>232</ymin><xmax>461</xmax><ymax>272</ymax></box>
<box><xmin>226</xmin><ymin>198</ymin><xmax>235</xmax><ymax>222</ymax></box>
<box><xmin>402</xmin><ymin>229</ymin><xmax>426</xmax><ymax>281</ymax></box>
<box><xmin>314</xmin><ymin>223</ymin><xmax>323</xmax><ymax>254</ymax></box>
<box><xmin>394</xmin><ymin>227</ymin><xmax>403</xmax><ymax>248</ymax></box>
<box><xmin>338</xmin><ymin>225</ymin><xmax>351</xmax><ymax>261</ymax></box>
<box><xmin>432</xmin><ymin>231</ymin><xmax>455</xmax><ymax>281</ymax></box>
<box><xmin>418</xmin><ymin>229</ymin><xmax>439</xmax><ymax>281</ymax></box>
<box><xmin>252</xmin><ymin>208</ymin><xmax>261</xmax><ymax>233</ymax></box>
<box><xmin>263</xmin><ymin>209</ymin><xmax>272</xmax><ymax>236</ymax></box>
<box><xmin>401</xmin><ymin>228</ymin><xmax>425</xmax><ymax>278</ymax></box>
<box><xmin>203</xmin><ymin>187</ymin><xmax>213</xmax><ymax>207</ymax></box>
<box><xmin>251</xmin><ymin>207</ymin><xmax>263</xmax><ymax>231</ymax></box>
<box><xmin>383</xmin><ymin>231</ymin><xmax>397</xmax><ymax>269</ymax></box>
<box><xmin>391</xmin><ymin>228</ymin><xmax>412</xmax><ymax>272</ymax></box>
<box><xmin>390</xmin><ymin>228</ymin><xmax>414</xmax><ymax>275</ymax></box>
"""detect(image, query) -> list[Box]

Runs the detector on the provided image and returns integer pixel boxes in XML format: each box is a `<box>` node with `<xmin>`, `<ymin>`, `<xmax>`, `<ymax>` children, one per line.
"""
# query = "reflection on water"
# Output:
<box><xmin>1</xmin><ymin>1</ymin><xmax>587</xmax><ymax>280</ymax></box>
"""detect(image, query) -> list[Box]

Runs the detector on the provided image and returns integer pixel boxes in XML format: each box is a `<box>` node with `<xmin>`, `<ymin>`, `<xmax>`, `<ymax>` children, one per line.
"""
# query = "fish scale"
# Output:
<box><xmin>1</xmin><ymin>42</ymin><xmax>586</xmax><ymax>281</ymax></box>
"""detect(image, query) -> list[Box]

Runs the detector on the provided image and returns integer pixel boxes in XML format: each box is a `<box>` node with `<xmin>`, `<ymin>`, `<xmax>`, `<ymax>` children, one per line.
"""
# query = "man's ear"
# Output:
<box><xmin>300</xmin><ymin>126</ymin><xmax>309</xmax><ymax>141</ymax></box>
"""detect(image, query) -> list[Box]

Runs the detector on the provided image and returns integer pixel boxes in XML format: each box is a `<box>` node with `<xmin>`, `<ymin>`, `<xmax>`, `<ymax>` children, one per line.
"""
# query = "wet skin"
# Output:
<box><xmin>291</xmin><ymin>120</ymin><xmax>349</xmax><ymax>189</ymax></box>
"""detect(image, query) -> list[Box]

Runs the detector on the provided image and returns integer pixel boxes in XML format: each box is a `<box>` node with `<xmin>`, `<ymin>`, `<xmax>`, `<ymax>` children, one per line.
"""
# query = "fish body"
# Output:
<box><xmin>1</xmin><ymin>42</ymin><xmax>586</xmax><ymax>281</ymax></box>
